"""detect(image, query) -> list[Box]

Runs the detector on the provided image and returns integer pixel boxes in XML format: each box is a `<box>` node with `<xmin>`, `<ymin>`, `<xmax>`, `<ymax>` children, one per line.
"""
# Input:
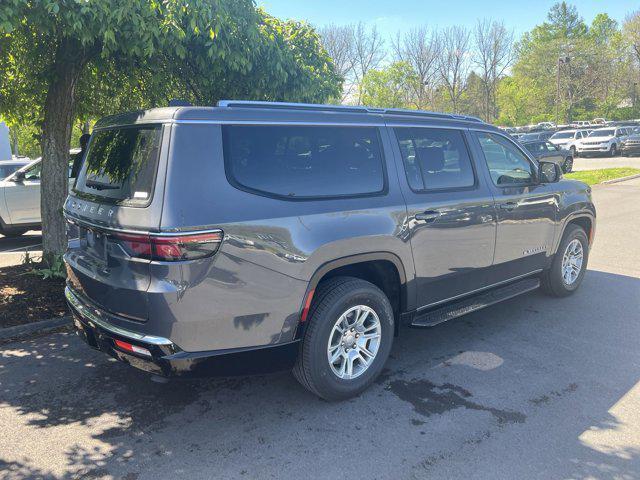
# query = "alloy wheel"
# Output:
<box><xmin>561</xmin><ymin>239</ymin><xmax>584</xmax><ymax>285</ymax></box>
<box><xmin>327</xmin><ymin>305</ymin><xmax>381</xmax><ymax>380</ymax></box>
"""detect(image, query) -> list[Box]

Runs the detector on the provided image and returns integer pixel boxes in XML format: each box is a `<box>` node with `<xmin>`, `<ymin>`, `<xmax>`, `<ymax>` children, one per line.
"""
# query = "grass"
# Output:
<box><xmin>564</xmin><ymin>168</ymin><xmax>640</xmax><ymax>186</ymax></box>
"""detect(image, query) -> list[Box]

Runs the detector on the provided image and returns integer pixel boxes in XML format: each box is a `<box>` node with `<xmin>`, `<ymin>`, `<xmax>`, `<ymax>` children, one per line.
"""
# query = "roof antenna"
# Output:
<box><xmin>168</xmin><ymin>99</ymin><xmax>192</xmax><ymax>107</ymax></box>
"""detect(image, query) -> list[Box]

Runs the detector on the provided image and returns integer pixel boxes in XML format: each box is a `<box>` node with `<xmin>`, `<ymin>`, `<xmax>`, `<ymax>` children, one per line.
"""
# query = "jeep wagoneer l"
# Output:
<box><xmin>64</xmin><ymin>101</ymin><xmax>595</xmax><ymax>400</ymax></box>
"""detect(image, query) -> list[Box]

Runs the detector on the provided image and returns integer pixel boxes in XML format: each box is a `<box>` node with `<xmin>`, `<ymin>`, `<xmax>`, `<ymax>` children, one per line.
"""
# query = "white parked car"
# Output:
<box><xmin>0</xmin><ymin>152</ymin><xmax>78</xmax><ymax>237</ymax></box>
<box><xmin>575</xmin><ymin>127</ymin><xmax>630</xmax><ymax>157</ymax></box>
<box><xmin>548</xmin><ymin>129</ymin><xmax>591</xmax><ymax>156</ymax></box>
<box><xmin>572</xmin><ymin>120</ymin><xmax>592</xmax><ymax>128</ymax></box>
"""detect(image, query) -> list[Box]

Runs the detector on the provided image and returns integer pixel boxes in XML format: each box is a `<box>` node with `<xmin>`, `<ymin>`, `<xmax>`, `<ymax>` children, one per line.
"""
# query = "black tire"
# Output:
<box><xmin>563</xmin><ymin>156</ymin><xmax>573</xmax><ymax>173</ymax></box>
<box><xmin>293</xmin><ymin>276</ymin><xmax>394</xmax><ymax>401</ymax></box>
<box><xmin>610</xmin><ymin>144</ymin><xmax>618</xmax><ymax>157</ymax></box>
<box><xmin>541</xmin><ymin>225</ymin><xmax>589</xmax><ymax>297</ymax></box>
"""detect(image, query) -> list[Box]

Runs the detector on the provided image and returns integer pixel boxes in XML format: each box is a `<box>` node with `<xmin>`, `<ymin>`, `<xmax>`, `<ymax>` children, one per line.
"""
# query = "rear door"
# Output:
<box><xmin>64</xmin><ymin>124</ymin><xmax>166</xmax><ymax>321</ymax></box>
<box><xmin>472</xmin><ymin>131</ymin><xmax>557</xmax><ymax>278</ymax></box>
<box><xmin>390</xmin><ymin>126</ymin><xmax>496</xmax><ymax>307</ymax></box>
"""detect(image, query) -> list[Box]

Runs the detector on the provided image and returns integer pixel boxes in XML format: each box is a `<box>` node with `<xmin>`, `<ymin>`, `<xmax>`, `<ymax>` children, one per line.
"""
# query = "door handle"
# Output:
<box><xmin>499</xmin><ymin>202</ymin><xmax>518</xmax><ymax>211</ymax></box>
<box><xmin>415</xmin><ymin>210</ymin><xmax>442</xmax><ymax>223</ymax></box>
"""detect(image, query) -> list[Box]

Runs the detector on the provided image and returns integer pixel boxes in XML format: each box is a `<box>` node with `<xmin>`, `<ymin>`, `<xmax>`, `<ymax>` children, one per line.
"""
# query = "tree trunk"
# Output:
<box><xmin>40</xmin><ymin>39</ymin><xmax>87</xmax><ymax>265</ymax></box>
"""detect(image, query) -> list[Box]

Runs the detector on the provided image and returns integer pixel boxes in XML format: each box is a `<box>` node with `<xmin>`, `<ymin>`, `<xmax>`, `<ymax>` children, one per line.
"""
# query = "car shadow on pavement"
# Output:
<box><xmin>1</xmin><ymin>269</ymin><xmax>639</xmax><ymax>479</ymax></box>
<box><xmin>0</xmin><ymin>230</ymin><xmax>42</xmax><ymax>254</ymax></box>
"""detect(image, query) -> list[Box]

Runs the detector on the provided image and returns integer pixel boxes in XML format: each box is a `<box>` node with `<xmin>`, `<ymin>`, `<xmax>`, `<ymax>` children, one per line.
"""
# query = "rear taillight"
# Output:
<box><xmin>114</xmin><ymin>339</ymin><xmax>151</xmax><ymax>357</ymax></box>
<box><xmin>110</xmin><ymin>231</ymin><xmax>223</xmax><ymax>261</ymax></box>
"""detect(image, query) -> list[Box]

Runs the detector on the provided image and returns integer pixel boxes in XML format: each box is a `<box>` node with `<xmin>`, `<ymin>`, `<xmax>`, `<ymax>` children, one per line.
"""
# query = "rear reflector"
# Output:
<box><xmin>110</xmin><ymin>230</ymin><xmax>223</xmax><ymax>262</ymax></box>
<box><xmin>114</xmin><ymin>339</ymin><xmax>151</xmax><ymax>357</ymax></box>
<box><xmin>300</xmin><ymin>288</ymin><xmax>315</xmax><ymax>323</ymax></box>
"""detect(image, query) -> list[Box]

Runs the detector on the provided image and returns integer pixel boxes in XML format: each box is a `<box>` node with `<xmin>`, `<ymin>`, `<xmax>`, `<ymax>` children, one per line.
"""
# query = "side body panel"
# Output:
<box><xmin>154</xmin><ymin>120</ymin><xmax>414</xmax><ymax>351</ymax></box>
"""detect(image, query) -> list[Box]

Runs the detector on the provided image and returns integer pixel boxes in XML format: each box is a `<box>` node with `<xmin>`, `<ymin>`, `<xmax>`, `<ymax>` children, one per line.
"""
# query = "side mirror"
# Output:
<box><xmin>539</xmin><ymin>161</ymin><xmax>561</xmax><ymax>183</ymax></box>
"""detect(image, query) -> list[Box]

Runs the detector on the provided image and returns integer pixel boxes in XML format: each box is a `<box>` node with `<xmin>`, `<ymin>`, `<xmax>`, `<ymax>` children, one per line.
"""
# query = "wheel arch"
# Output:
<box><xmin>555</xmin><ymin>212</ymin><xmax>595</xmax><ymax>254</ymax></box>
<box><xmin>296</xmin><ymin>252</ymin><xmax>411</xmax><ymax>338</ymax></box>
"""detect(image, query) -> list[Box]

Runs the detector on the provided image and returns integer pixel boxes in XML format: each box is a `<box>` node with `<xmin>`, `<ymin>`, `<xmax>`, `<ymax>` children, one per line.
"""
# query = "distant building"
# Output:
<box><xmin>617</xmin><ymin>98</ymin><xmax>633</xmax><ymax>109</ymax></box>
<box><xmin>0</xmin><ymin>122</ymin><xmax>11</xmax><ymax>161</ymax></box>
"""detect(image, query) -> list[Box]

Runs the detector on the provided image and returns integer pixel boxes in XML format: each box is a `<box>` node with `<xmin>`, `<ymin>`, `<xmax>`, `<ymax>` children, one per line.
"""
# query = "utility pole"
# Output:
<box><xmin>555</xmin><ymin>58</ymin><xmax>561</xmax><ymax>125</ymax></box>
<box><xmin>556</xmin><ymin>56</ymin><xmax>570</xmax><ymax>125</ymax></box>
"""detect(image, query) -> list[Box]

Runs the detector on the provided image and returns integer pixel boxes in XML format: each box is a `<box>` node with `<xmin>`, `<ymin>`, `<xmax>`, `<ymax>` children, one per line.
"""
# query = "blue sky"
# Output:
<box><xmin>258</xmin><ymin>1</ymin><xmax>638</xmax><ymax>39</ymax></box>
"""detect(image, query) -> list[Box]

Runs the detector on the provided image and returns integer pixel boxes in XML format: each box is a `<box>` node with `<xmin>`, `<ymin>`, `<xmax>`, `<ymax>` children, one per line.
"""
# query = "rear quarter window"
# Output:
<box><xmin>222</xmin><ymin>125</ymin><xmax>386</xmax><ymax>199</ymax></box>
<box><xmin>73</xmin><ymin>125</ymin><xmax>162</xmax><ymax>206</ymax></box>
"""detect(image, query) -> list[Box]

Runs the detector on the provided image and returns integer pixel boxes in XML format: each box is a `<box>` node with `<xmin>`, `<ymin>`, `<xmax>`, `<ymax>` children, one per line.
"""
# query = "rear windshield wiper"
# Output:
<box><xmin>85</xmin><ymin>180</ymin><xmax>119</xmax><ymax>191</ymax></box>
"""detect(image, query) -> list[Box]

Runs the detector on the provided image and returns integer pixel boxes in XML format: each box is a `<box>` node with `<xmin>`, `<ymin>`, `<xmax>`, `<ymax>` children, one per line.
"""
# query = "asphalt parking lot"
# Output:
<box><xmin>0</xmin><ymin>230</ymin><xmax>42</xmax><ymax>254</ymax></box>
<box><xmin>572</xmin><ymin>154</ymin><xmax>640</xmax><ymax>172</ymax></box>
<box><xmin>1</xmin><ymin>179</ymin><xmax>640</xmax><ymax>480</ymax></box>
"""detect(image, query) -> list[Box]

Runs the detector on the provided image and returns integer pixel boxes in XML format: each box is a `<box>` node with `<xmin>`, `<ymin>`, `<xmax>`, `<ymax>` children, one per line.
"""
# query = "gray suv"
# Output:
<box><xmin>64</xmin><ymin>101</ymin><xmax>595</xmax><ymax>400</ymax></box>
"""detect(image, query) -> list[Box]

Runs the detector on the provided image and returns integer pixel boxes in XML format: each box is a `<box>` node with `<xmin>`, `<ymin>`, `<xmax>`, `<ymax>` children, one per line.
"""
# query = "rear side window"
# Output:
<box><xmin>74</xmin><ymin>125</ymin><xmax>162</xmax><ymax>205</ymax></box>
<box><xmin>394</xmin><ymin>128</ymin><xmax>475</xmax><ymax>191</ymax></box>
<box><xmin>222</xmin><ymin>125</ymin><xmax>385</xmax><ymax>199</ymax></box>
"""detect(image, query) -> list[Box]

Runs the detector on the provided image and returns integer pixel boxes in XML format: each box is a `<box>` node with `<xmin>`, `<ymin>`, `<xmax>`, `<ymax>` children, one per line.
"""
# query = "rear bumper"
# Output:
<box><xmin>65</xmin><ymin>286</ymin><xmax>299</xmax><ymax>377</ymax></box>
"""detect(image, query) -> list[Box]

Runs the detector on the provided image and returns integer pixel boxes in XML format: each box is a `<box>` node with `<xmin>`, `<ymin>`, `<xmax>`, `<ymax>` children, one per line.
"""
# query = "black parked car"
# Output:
<box><xmin>64</xmin><ymin>101</ymin><xmax>595</xmax><ymax>401</ymax></box>
<box><xmin>521</xmin><ymin>140</ymin><xmax>574</xmax><ymax>173</ymax></box>
<box><xmin>519</xmin><ymin>131</ymin><xmax>555</xmax><ymax>142</ymax></box>
<box><xmin>620</xmin><ymin>129</ymin><xmax>640</xmax><ymax>156</ymax></box>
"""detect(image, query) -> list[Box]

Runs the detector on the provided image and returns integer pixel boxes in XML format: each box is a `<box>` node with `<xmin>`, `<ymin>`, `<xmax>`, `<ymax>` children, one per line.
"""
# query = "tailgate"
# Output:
<box><xmin>65</xmin><ymin>219</ymin><xmax>152</xmax><ymax>321</ymax></box>
<box><xmin>63</xmin><ymin>122</ymin><xmax>169</xmax><ymax>322</ymax></box>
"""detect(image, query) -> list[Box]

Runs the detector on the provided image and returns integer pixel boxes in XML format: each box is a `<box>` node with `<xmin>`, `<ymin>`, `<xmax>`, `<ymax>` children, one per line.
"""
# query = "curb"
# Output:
<box><xmin>0</xmin><ymin>316</ymin><xmax>72</xmax><ymax>341</ymax></box>
<box><xmin>600</xmin><ymin>173</ymin><xmax>640</xmax><ymax>185</ymax></box>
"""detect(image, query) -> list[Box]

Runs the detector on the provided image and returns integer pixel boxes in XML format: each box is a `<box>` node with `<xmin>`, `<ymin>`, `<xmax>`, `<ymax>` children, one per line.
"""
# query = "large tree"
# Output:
<box><xmin>437</xmin><ymin>26</ymin><xmax>471</xmax><ymax>113</ymax></box>
<box><xmin>509</xmin><ymin>2</ymin><xmax>620</xmax><ymax>123</ymax></box>
<box><xmin>360</xmin><ymin>62</ymin><xmax>416</xmax><ymax>108</ymax></box>
<box><xmin>392</xmin><ymin>27</ymin><xmax>441</xmax><ymax>110</ymax></box>
<box><xmin>473</xmin><ymin>20</ymin><xmax>514</xmax><ymax>122</ymax></box>
<box><xmin>0</xmin><ymin>1</ymin><xmax>340</xmax><ymax>263</ymax></box>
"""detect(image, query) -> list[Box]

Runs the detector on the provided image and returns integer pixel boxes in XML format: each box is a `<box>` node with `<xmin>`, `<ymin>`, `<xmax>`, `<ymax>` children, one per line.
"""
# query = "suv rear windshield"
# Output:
<box><xmin>222</xmin><ymin>125</ymin><xmax>385</xmax><ymax>199</ymax></box>
<box><xmin>74</xmin><ymin>125</ymin><xmax>162</xmax><ymax>205</ymax></box>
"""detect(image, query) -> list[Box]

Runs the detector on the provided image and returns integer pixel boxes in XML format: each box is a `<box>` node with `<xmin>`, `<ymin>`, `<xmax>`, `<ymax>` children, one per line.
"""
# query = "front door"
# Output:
<box><xmin>391</xmin><ymin>126</ymin><xmax>496</xmax><ymax>308</ymax></box>
<box><xmin>474</xmin><ymin>132</ymin><xmax>558</xmax><ymax>278</ymax></box>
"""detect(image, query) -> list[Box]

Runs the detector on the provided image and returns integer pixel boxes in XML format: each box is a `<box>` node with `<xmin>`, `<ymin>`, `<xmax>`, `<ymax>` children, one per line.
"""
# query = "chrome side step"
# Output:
<box><xmin>410</xmin><ymin>278</ymin><xmax>540</xmax><ymax>328</ymax></box>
